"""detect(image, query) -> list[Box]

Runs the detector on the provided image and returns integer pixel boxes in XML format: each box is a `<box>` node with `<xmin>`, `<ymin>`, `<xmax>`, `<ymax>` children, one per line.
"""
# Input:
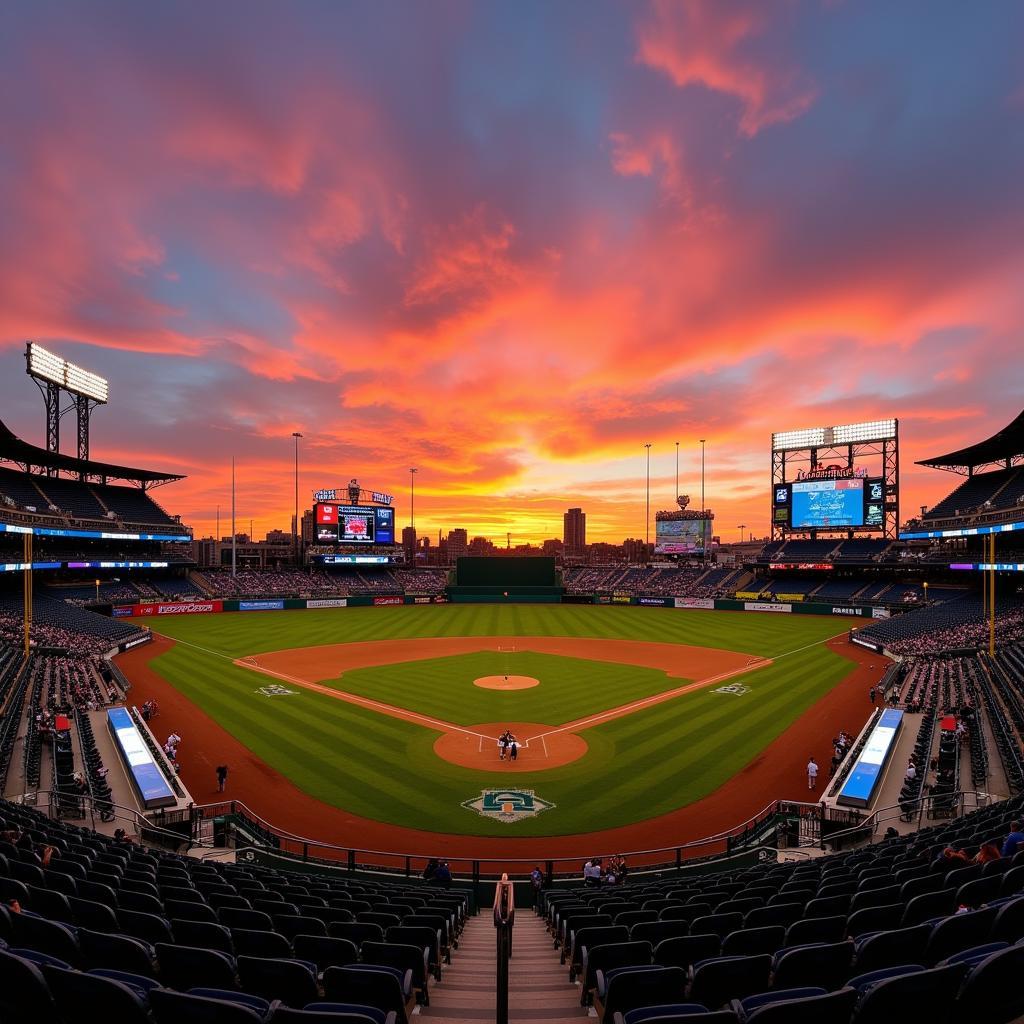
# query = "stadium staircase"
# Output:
<box><xmin>423</xmin><ymin>912</ymin><xmax>590</xmax><ymax>1024</ymax></box>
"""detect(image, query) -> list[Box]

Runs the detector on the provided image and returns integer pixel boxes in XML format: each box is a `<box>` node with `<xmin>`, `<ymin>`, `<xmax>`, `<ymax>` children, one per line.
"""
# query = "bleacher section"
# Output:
<box><xmin>0</xmin><ymin>794</ymin><xmax>472</xmax><ymax>1023</ymax></box>
<box><xmin>924</xmin><ymin>467</ymin><xmax>1024</xmax><ymax>521</ymax></box>
<box><xmin>858</xmin><ymin>598</ymin><xmax>1024</xmax><ymax>656</ymax></box>
<box><xmin>0</xmin><ymin>596</ymin><xmax>145</xmax><ymax>654</ymax></box>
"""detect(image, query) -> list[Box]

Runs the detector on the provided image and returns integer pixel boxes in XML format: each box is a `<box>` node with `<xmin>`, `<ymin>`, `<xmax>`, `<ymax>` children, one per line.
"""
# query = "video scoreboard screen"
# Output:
<box><xmin>773</xmin><ymin>478</ymin><xmax>885</xmax><ymax>530</ymax></box>
<box><xmin>315</xmin><ymin>503</ymin><xmax>395</xmax><ymax>544</ymax></box>
<box><xmin>654</xmin><ymin>518</ymin><xmax>711</xmax><ymax>555</ymax></box>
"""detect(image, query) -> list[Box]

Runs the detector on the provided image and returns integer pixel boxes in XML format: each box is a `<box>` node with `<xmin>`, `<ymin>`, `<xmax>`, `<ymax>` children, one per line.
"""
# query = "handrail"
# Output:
<box><xmin>192</xmin><ymin>796</ymin><xmax>788</xmax><ymax>872</ymax></box>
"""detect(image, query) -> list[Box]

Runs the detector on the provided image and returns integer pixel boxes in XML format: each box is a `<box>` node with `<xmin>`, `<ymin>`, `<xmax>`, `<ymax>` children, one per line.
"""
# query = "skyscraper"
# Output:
<box><xmin>563</xmin><ymin>507</ymin><xmax>586</xmax><ymax>555</ymax></box>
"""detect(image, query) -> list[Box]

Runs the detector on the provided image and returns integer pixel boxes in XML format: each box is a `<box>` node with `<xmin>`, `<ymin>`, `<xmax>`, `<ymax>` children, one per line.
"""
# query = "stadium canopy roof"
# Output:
<box><xmin>917</xmin><ymin>408</ymin><xmax>1024</xmax><ymax>474</ymax></box>
<box><xmin>0</xmin><ymin>417</ymin><xmax>183</xmax><ymax>485</ymax></box>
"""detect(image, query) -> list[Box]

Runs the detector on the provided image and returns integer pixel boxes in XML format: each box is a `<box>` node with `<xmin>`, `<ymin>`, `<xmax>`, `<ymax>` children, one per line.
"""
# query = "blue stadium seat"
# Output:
<box><xmin>955</xmin><ymin>943</ymin><xmax>1024</xmax><ymax>1020</ymax></box>
<box><xmin>323</xmin><ymin>964</ymin><xmax>412</xmax><ymax>1024</ymax></box>
<box><xmin>772</xmin><ymin>941</ymin><xmax>854</xmax><ymax>991</ymax></box>
<box><xmin>77</xmin><ymin>928</ymin><xmax>156</xmax><ymax>976</ymax></box>
<box><xmin>743</xmin><ymin>986</ymin><xmax>857</xmax><ymax>1024</ymax></box>
<box><xmin>294</xmin><ymin>934</ymin><xmax>361</xmax><ymax>974</ymax></box>
<box><xmin>689</xmin><ymin>954</ymin><xmax>773</xmax><ymax>1008</ymax></box>
<box><xmin>924</xmin><ymin>907</ymin><xmax>997</xmax><ymax>965</ymax></box>
<box><xmin>149</xmin><ymin>987</ymin><xmax>266</xmax><ymax>1023</ymax></box>
<box><xmin>850</xmin><ymin>962</ymin><xmax>966</xmax><ymax>1021</ymax></box>
<box><xmin>237</xmin><ymin>954</ymin><xmax>320</xmax><ymax>1006</ymax></box>
<box><xmin>601</xmin><ymin>964</ymin><xmax>688</xmax><ymax>1022</ymax></box>
<box><xmin>42</xmin><ymin>962</ymin><xmax>150</xmax><ymax>1023</ymax></box>
<box><xmin>0</xmin><ymin>948</ymin><xmax>57</xmax><ymax>1019</ymax></box>
<box><xmin>852</xmin><ymin>923</ymin><xmax>931</xmax><ymax>974</ymax></box>
<box><xmin>10</xmin><ymin>912</ymin><xmax>80</xmax><ymax>965</ymax></box>
<box><xmin>155</xmin><ymin>941</ymin><xmax>237</xmax><ymax>990</ymax></box>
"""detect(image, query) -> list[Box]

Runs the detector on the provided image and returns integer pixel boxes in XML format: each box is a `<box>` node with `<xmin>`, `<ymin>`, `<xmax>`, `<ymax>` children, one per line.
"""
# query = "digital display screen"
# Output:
<box><xmin>315</xmin><ymin>504</ymin><xmax>394</xmax><ymax>545</ymax></box>
<box><xmin>837</xmin><ymin>708</ymin><xmax>903</xmax><ymax>807</ymax></box>
<box><xmin>791</xmin><ymin>478</ymin><xmax>864</xmax><ymax>528</ymax></box>
<box><xmin>654</xmin><ymin>518</ymin><xmax>711</xmax><ymax>555</ymax></box>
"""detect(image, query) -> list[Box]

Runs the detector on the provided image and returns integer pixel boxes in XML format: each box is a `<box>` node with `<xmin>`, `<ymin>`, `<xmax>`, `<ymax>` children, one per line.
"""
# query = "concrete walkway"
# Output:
<box><xmin>421</xmin><ymin>911</ymin><xmax>592</xmax><ymax>1024</ymax></box>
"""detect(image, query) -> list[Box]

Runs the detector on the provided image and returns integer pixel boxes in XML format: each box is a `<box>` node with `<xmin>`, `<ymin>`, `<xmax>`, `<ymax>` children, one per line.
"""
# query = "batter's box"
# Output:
<box><xmin>256</xmin><ymin>684</ymin><xmax>298</xmax><ymax>697</ymax></box>
<box><xmin>714</xmin><ymin>683</ymin><xmax>750</xmax><ymax>696</ymax></box>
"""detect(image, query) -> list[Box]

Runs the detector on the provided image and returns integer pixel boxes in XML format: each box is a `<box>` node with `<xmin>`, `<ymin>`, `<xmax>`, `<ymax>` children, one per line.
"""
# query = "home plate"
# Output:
<box><xmin>474</xmin><ymin>675</ymin><xmax>540</xmax><ymax>690</ymax></box>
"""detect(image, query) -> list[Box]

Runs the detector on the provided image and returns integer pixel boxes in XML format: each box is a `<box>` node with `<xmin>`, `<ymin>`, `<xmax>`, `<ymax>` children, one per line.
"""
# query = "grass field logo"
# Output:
<box><xmin>714</xmin><ymin>683</ymin><xmax>750</xmax><ymax>696</ymax></box>
<box><xmin>462</xmin><ymin>789</ymin><xmax>555</xmax><ymax>822</ymax></box>
<box><xmin>256</xmin><ymin>684</ymin><xmax>298</xmax><ymax>697</ymax></box>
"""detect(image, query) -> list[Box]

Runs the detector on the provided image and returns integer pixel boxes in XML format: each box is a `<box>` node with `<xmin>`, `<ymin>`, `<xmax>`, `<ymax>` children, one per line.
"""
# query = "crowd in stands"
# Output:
<box><xmin>862</xmin><ymin>600</ymin><xmax>1024</xmax><ymax>656</ymax></box>
<box><xmin>562</xmin><ymin>565</ymin><xmax>744</xmax><ymax>598</ymax></box>
<box><xmin>0</xmin><ymin>596</ymin><xmax>143</xmax><ymax>656</ymax></box>
<box><xmin>195</xmin><ymin>566</ymin><xmax>448</xmax><ymax>598</ymax></box>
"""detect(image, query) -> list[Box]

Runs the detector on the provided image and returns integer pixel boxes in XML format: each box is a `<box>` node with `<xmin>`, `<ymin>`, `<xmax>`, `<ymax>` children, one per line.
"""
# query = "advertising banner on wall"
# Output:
<box><xmin>373</xmin><ymin>596</ymin><xmax>403</xmax><ymax>606</ymax></box>
<box><xmin>611</xmin><ymin>594</ymin><xmax>633</xmax><ymax>604</ymax></box>
<box><xmin>674</xmin><ymin>597</ymin><xmax>715</xmax><ymax>609</ymax></box>
<box><xmin>239</xmin><ymin>600</ymin><xmax>285</xmax><ymax>612</ymax></box>
<box><xmin>736</xmin><ymin>591</ymin><xmax>762</xmax><ymax>600</ymax></box>
<box><xmin>122</xmin><ymin>601</ymin><xmax>223</xmax><ymax>617</ymax></box>
<box><xmin>871</xmin><ymin>607</ymin><xmax>891</xmax><ymax>619</ymax></box>
<box><xmin>638</xmin><ymin>597</ymin><xmax>672</xmax><ymax>606</ymax></box>
<box><xmin>775</xmin><ymin>593</ymin><xmax>806</xmax><ymax>603</ymax></box>
<box><xmin>306</xmin><ymin>599</ymin><xmax>348</xmax><ymax>609</ymax></box>
<box><xmin>744</xmin><ymin>602</ymin><xmax>792</xmax><ymax>613</ymax></box>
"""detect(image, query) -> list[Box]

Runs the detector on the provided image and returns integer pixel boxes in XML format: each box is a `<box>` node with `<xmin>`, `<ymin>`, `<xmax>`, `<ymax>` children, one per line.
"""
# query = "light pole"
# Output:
<box><xmin>410</xmin><ymin>468</ymin><xmax>417</xmax><ymax>529</ymax></box>
<box><xmin>644</xmin><ymin>443</ymin><xmax>652</xmax><ymax>551</ymax></box>
<box><xmin>699</xmin><ymin>439</ymin><xmax>706</xmax><ymax>562</ymax></box>
<box><xmin>292</xmin><ymin>432</ymin><xmax>303</xmax><ymax>565</ymax></box>
<box><xmin>738</xmin><ymin>524</ymin><xmax>746</xmax><ymax>544</ymax></box>
<box><xmin>675</xmin><ymin>441</ymin><xmax>679</xmax><ymax>500</ymax></box>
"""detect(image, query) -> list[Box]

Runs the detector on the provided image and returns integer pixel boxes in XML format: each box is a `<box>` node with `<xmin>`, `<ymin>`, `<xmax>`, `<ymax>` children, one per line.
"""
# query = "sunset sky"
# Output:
<box><xmin>1</xmin><ymin>1</ymin><xmax>1022</xmax><ymax>544</ymax></box>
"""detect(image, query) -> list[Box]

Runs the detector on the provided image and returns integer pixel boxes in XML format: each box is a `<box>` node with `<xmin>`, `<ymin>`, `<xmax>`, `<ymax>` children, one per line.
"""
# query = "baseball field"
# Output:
<box><xmin>119</xmin><ymin>605</ymin><xmax>871</xmax><ymax>842</ymax></box>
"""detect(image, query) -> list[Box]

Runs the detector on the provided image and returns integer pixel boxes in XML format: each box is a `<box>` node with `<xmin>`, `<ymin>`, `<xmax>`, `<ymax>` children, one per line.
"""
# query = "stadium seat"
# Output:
<box><xmin>653</xmin><ymin>934</ymin><xmax>721</xmax><ymax>970</ymax></box>
<box><xmin>237</xmin><ymin>954</ymin><xmax>321</xmax><ymax>1006</ymax></box>
<box><xmin>0</xmin><ymin>948</ymin><xmax>57</xmax><ymax>1019</ymax></box>
<box><xmin>852</xmin><ymin>923</ymin><xmax>932</xmax><ymax>974</ymax></box>
<box><xmin>42</xmin><ymin>962</ymin><xmax>151</xmax><ymax>1023</ymax></box>
<box><xmin>77</xmin><ymin>928</ymin><xmax>156</xmax><ymax>976</ymax></box>
<box><xmin>600</xmin><ymin>964</ymin><xmax>688</xmax><ymax>1022</ymax></box>
<box><xmin>156</xmin><ymin>942</ymin><xmax>237</xmax><ymax>990</ymax></box>
<box><xmin>850</xmin><ymin>962</ymin><xmax>966</xmax><ymax>1021</ymax></box>
<box><xmin>10</xmin><ymin>912</ymin><xmax>81</xmax><ymax>965</ymax></box>
<box><xmin>149</xmin><ymin>988</ymin><xmax>266</xmax><ymax>1023</ymax></box>
<box><xmin>771</xmin><ymin>941</ymin><xmax>854</xmax><ymax>991</ymax></box>
<box><xmin>688</xmin><ymin>954</ymin><xmax>772</xmax><ymax>1008</ymax></box>
<box><xmin>923</xmin><ymin>906</ymin><xmax>997</xmax><ymax>964</ymax></box>
<box><xmin>955</xmin><ymin>943</ymin><xmax>1024</xmax><ymax>1020</ymax></box>
<box><xmin>581</xmin><ymin>940</ymin><xmax>653</xmax><ymax>1006</ymax></box>
<box><xmin>295</xmin><ymin>934</ymin><xmax>361</xmax><ymax>974</ymax></box>
<box><xmin>720</xmin><ymin>925</ymin><xmax>785</xmax><ymax>957</ymax></box>
<box><xmin>323</xmin><ymin>964</ymin><xmax>413</xmax><ymax>1024</ymax></box>
<box><xmin>743</xmin><ymin>986</ymin><xmax>857</xmax><ymax>1024</ymax></box>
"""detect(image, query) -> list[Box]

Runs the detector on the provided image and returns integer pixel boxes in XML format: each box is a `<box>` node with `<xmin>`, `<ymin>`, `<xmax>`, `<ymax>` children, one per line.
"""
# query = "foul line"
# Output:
<box><xmin>160</xmin><ymin>628</ymin><xmax>851</xmax><ymax>748</ymax></box>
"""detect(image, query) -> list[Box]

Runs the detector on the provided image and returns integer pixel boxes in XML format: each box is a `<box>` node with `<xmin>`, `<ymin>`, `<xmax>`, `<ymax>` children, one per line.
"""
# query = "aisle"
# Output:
<box><xmin>421</xmin><ymin>908</ymin><xmax>593</xmax><ymax>1024</ymax></box>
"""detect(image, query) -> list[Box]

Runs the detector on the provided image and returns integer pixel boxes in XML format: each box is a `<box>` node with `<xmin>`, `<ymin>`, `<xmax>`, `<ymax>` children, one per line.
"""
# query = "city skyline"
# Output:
<box><xmin>1</xmin><ymin>2</ymin><xmax>1022</xmax><ymax>544</ymax></box>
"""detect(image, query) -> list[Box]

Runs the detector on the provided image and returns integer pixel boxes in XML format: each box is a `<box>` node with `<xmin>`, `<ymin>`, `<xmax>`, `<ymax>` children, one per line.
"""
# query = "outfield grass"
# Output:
<box><xmin>141</xmin><ymin>605</ymin><xmax>856</xmax><ymax>837</ymax></box>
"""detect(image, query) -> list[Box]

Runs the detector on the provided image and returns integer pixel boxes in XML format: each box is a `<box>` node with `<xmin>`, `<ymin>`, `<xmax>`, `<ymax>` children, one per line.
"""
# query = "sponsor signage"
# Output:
<box><xmin>121</xmin><ymin>636</ymin><xmax>150</xmax><ymax>650</ymax></box>
<box><xmin>1</xmin><ymin>561</ymin><xmax>61</xmax><ymax>572</ymax></box>
<box><xmin>796</xmin><ymin>464</ymin><xmax>869</xmax><ymax>481</ymax></box>
<box><xmin>314</xmin><ymin>487</ymin><xmax>393</xmax><ymax>506</ymax></box>
<box><xmin>305</xmin><ymin>598</ymin><xmax>348</xmax><ymax>609</ymax></box>
<box><xmin>461</xmin><ymin>789</ymin><xmax>555</xmax><ymax>822</ymax></box>
<box><xmin>768</xmin><ymin>562</ymin><xmax>834</xmax><ymax>570</ymax></box>
<box><xmin>775</xmin><ymin>593</ymin><xmax>806</xmax><ymax>603</ymax></box>
<box><xmin>239</xmin><ymin>600</ymin><xmax>285</xmax><ymax>612</ymax></box>
<box><xmin>831</xmin><ymin>606</ymin><xmax>863</xmax><ymax>616</ymax></box>
<box><xmin>871</xmin><ymin>607</ymin><xmax>891</xmax><ymax>619</ymax></box>
<box><xmin>127</xmin><ymin>601</ymin><xmax>222</xmax><ymax>616</ymax></box>
<box><xmin>316</xmin><ymin>554</ymin><xmax>393</xmax><ymax>565</ymax></box>
<box><xmin>106</xmin><ymin>707</ymin><xmax>176</xmax><ymax>808</ymax></box>
<box><xmin>950</xmin><ymin>562</ymin><xmax>1024</xmax><ymax>572</ymax></box>
<box><xmin>412</xmin><ymin>596</ymin><xmax>432</xmax><ymax>604</ymax></box>
<box><xmin>638</xmin><ymin>596</ymin><xmax>670</xmax><ymax>606</ymax></box>
<box><xmin>373</xmin><ymin>596</ymin><xmax>403</xmax><ymax>606</ymax></box>
<box><xmin>112</xmin><ymin>606</ymin><xmax>134</xmax><ymax>617</ymax></box>
<box><xmin>744</xmin><ymin>602</ymin><xmax>792</xmax><ymax>613</ymax></box>
<box><xmin>431</xmin><ymin>594</ymin><xmax>448</xmax><ymax>604</ymax></box>
<box><xmin>837</xmin><ymin>708</ymin><xmax>904</xmax><ymax>807</ymax></box>
<box><xmin>851</xmin><ymin>634</ymin><xmax>884</xmax><ymax>652</ymax></box>
<box><xmin>66</xmin><ymin>560</ymin><xmax>169</xmax><ymax>569</ymax></box>
<box><xmin>611</xmin><ymin>594</ymin><xmax>632</xmax><ymax>604</ymax></box>
<box><xmin>674</xmin><ymin>597</ymin><xmax>715</xmax><ymax>609</ymax></box>
<box><xmin>595</xmin><ymin>595</ymin><xmax>611</xmax><ymax>604</ymax></box>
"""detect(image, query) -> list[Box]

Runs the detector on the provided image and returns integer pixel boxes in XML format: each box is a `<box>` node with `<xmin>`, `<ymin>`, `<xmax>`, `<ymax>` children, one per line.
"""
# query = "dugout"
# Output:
<box><xmin>448</xmin><ymin>557</ymin><xmax>563</xmax><ymax>603</ymax></box>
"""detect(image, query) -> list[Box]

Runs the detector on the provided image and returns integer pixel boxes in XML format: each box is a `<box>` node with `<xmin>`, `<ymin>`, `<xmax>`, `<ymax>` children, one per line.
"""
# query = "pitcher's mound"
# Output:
<box><xmin>474</xmin><ymin>675</ymin><xmax>540</xmax><ymax>690</ymax></box>
<box><xmin>434</xmin><ymin>721</ymin><xmax>587</xmax><ymax>771</ymax></box>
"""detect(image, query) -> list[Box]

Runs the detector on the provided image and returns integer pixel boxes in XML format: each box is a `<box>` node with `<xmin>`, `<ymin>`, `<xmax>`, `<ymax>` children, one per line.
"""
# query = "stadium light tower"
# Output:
<box><xmin>292</xmin><ymin>432</ymin><xmax>303</xmax><ymax>564</ymax></box>
<box><xmin>738</xmin><ymin>524</ymin><xmax>746</xmax><ymax>543</ymax></box>
<box><xmin>675</xmin><ymin>441</ymin><xmax>679</xmax><ymax>502</ymax></box>
<box><xmin>409</xmin><ymin>468</ymin><xmax>417</xmax><ymax>529</ymax></box>
<box><xmin>644</xmin><ymin>443</ymin><xmax>652</xmax><ymax>548</ymax></box>
<box><xmin>700</xmin><ymin>439</ymin><xmax>706</xmax><ymax>562</ymax></box>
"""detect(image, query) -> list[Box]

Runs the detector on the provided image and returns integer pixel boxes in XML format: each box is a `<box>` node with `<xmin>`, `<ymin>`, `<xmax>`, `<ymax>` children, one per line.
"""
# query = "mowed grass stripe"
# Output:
<box><xmin>151</xmin><ymin>605</ymin><xmax>844</xmax><ymax>660</ymax></box>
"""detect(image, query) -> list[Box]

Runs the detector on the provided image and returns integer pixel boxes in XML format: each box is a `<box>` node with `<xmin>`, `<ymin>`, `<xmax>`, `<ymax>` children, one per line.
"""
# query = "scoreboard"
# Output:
<box><xmin>773</xmin><ymin>477</ymin><xmax>885</xmax><ymax>530</ymax></box>
<box><xmin>315</xmin><ymin>503</ymin><xmax>395</xmax><ymax>545</ymax></box>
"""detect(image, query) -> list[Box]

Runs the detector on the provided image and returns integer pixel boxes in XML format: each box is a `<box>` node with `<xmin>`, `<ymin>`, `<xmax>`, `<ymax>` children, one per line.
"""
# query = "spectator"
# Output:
<box><xmin>1001</xmin><ymin>820</ymin><xmax>1024</xmax><ymax>858</ymax></box>
<box><xmin>806</xmin><ymin>757</ymin><xmax>818</xmax><ymax>791</ymax></box>
<box><xmin>974</xmin><ymin>841</ymin><xmax>1002</xmax><ymax>864</ymax></box>
<box><xmin>216</xmin><ymin>764</ymin><xmax>229</xmax><ymax>793</ymax></box>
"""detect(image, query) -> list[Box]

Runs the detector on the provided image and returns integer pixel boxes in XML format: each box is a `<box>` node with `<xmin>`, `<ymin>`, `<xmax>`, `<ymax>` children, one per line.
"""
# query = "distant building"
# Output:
<box><xmin>448</xmin><ymin>528</ymin><xmax>468</xmax><ymax>562</ymax></box>
<box><xmin>469</xmin><ymin>536</ymin><xmax>494</xmax><ymax>556</ymax></box>
<box><xmin>402</xmin><ymin>525</ymin><xmax>417</xmax><ymax>559</ymax></box>
<box><xmin>563</xmin><ymin>508</ymin><xmax>586</xmax><ymax>555</ymax></box>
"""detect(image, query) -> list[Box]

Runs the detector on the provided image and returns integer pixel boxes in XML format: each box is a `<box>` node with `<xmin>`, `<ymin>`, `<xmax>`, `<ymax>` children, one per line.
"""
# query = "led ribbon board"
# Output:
<box><xmin>0</xmin><ymin>523</ymin><xmax>190</xmax><ymax>542</ymax></box>
<box><xmin>106</xmin><ymin>707</ymin><xmax>176</xmax><ymax>809</ymax></box>
<box><xmin>836</xmin><ymin>707</ymin><xmax>904</xmax><ymax>808</ymax></box>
